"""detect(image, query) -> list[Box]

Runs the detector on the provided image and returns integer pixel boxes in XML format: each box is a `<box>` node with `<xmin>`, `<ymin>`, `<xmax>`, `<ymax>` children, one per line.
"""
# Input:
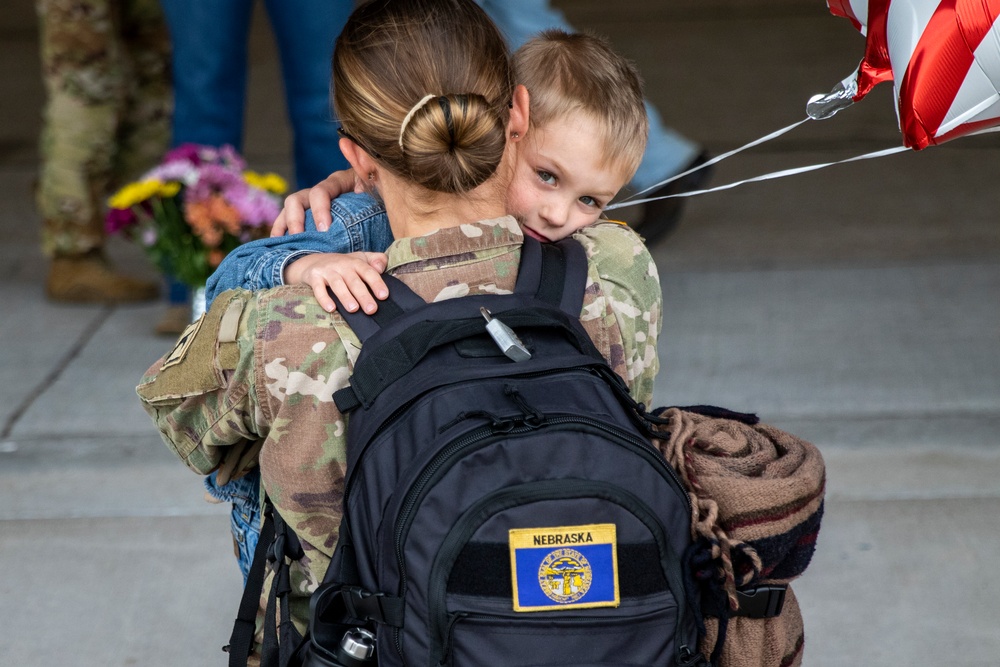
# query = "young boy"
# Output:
<box><xmin>203</xmin><ymin>29</ymin><xmax>652</xmax><ymax>580</ymax></box>
<box><xmin>207</xmin><ymin>29</ymin><xmax>649</xmax><ymax>312</ymax></box>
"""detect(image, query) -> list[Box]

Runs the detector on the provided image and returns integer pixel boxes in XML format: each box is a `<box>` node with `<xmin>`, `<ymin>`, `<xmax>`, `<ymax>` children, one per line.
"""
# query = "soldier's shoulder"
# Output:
<box><xmin>255</xmin><ymin>285</ymin><xmax>328</xmax><ymax>320</ymax></box>
<box><xmin>573</xmin><ymin>222</ymin><xmax>657</xmax><ymax>286</ymax></box>
<box><xmin>254</xmin><ymin>285</ymin><xmax>361</xmax><ymax>361</ymax></box>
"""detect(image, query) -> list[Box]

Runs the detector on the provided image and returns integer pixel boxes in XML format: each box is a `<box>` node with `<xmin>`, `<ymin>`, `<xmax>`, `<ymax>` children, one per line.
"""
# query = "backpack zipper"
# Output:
<box><xmin>342</xmin><ymin>366</ymin><xmax>612</xmax><ymax>500</ymax></box>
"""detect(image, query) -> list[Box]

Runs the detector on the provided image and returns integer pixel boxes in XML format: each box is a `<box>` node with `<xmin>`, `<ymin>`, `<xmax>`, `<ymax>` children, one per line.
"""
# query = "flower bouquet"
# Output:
<box><xmin>105</xmin><ymin>143</ymin><xmax>287</xmax><ymax>288</ymax></box>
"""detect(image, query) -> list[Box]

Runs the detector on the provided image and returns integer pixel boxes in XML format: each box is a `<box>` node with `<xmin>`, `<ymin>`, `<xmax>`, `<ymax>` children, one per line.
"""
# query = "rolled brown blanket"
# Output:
<box><xmin>653</xmin><ymin>407</ymin><xmax>825</xmax><ymax>667</ymax></box>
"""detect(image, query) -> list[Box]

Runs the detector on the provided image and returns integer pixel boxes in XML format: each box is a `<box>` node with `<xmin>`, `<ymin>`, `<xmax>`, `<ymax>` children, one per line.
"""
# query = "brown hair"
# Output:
<box><xmin>514</xmin><ymin>30</ymin><xmax>649</xmax><ymax>181</ymax></box>
<box><xmin>332</xmin><ymin>0</ymin><xmax>514</xmax><ymax>194</ymax></box>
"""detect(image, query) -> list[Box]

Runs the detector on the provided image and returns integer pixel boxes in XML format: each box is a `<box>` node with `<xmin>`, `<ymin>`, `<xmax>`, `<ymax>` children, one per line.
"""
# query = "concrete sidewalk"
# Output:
<box><xmin>2</xmin><ymin>1</ymin><xmax>999</xmax><ymax>665</ymax></box>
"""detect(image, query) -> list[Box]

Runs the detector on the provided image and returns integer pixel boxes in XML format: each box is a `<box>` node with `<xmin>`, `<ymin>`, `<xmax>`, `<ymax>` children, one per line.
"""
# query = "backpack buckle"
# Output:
<box><xmin>341</xmin><ymin>587</ymin><xmax>404</xmax><ymax>628</ymax></box>
<box><xmin>733</xmin><ymin>584</ymin><xmax>787</xmax><ymax>618</ymax></box>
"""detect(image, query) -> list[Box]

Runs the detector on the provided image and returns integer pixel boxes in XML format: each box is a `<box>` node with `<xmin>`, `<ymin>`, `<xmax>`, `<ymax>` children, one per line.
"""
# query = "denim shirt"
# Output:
<box><xmin>205</xmin><ymin>192</ymin><xmax>393</xmax><ymax>304</ymax></box>
<box><xmin>202</xmin><ymin>191</ymin><xmax>392</xmax><ymax>581</ymax></box>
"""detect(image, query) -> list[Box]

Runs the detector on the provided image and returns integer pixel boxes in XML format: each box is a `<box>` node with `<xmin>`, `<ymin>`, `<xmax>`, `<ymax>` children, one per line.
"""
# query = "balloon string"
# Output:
<box><xmin>607</xmin><ymin>144</ymin><xmax>909</xmax><ymax>209</ymax></box>
<box><xmin>614</xmin><ymin>117</ymin><xmax>813</xmax><ymax>206</ymax></box>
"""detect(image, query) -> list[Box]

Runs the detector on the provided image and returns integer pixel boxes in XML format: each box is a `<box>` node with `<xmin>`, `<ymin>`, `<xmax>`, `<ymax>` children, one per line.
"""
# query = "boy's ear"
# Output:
<box><xmin>339</xmin><ymin>137</ymin><xmax>378</xmax><ymax>181</ymax></box>
<box><xmin>508</xmin><ymin>84</ymin><xmax>529</xmax><ymax>141</ymax></box>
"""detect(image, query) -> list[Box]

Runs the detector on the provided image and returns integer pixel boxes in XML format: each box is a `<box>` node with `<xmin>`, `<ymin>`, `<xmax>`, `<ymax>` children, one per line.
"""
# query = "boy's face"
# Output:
<box><xmin>506</xmin><ymin>111</ymin><xmax>630</xmax><ymax>242</ymax></box>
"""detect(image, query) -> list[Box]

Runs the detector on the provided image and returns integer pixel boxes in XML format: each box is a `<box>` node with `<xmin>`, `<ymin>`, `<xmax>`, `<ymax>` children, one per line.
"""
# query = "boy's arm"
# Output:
<box><xmin>205</xmin><ymin>193</ymin><xmax>392</xmax><ymax>305</ymax></box>
<box><xmin>574</xmin><ymin>222</ymin><xmax>662</xmax><ymax>406</ymax></box>
<box><xmin>272</xmin><ymin>170</ymin><xmax>360</xmax><ymax>236</ymax></box>
<box><xmin>284</xmin><ymin>251</ymin><xmax>389</xmax><ymax>314</ymax></box>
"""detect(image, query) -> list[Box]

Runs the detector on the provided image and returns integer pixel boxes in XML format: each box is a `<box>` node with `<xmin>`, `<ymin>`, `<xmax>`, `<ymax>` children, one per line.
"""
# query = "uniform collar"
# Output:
<box><xmin>386</xmin><ymin>216</ymin><xmax>523</xmax><ymax>273</ymax></box>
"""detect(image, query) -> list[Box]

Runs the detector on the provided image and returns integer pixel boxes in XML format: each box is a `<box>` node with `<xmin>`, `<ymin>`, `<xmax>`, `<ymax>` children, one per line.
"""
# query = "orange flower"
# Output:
<box><xmin>185</xmin><ymin>200</ymin><xmax>223</xmax><ymax>247</ymax></box>
<box><xmin>208</xmin><ymin>248</ymin><xmax>226</xmax><ymax>267</ymax></box>
<box><xmin>209</xmin><ymin>195</ymin><xmax>243</xmax><ymax>235</ymax></box>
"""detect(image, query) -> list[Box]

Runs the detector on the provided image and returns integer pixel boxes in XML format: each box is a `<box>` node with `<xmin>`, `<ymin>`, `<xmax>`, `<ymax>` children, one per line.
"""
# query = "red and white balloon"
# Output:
<box><xmin>816</xmin><ymin>0</ymin><xmax>1000</xmax><ymax>149</ymax></box>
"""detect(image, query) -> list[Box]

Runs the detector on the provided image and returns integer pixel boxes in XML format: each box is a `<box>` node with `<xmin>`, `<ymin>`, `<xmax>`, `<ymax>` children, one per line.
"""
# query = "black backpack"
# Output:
<box><xmin>232</xmin><ymin>237</ymin><xmax>706</xmax><ymax>667</ymax></box>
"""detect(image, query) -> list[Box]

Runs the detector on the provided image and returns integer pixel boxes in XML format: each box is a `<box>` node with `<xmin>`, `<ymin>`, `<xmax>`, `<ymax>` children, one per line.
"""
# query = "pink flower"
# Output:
<box><xmin>105</xmin><ymin>207</ymin><xmax>137</xmax><ymax>234</ymax></box>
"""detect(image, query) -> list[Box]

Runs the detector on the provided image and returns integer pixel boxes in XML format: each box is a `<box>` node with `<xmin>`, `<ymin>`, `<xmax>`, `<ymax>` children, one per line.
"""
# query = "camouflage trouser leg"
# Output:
<box><xmin>36</xmin><ymin>0</ymin><xmax>171</xmax><ymax>258</ymax></box>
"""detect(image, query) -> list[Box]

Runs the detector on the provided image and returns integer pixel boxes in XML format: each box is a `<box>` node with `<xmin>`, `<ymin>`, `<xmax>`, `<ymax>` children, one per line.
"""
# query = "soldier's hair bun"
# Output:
<box><xmin>332</xmin><ymin>0</ymin><xmax>514</xmax><ymax>195</ymax></box>
<box><xmin>399</xmin><ymin>93</ymin><xmax>507</xmax><ymax>194</ymax></box>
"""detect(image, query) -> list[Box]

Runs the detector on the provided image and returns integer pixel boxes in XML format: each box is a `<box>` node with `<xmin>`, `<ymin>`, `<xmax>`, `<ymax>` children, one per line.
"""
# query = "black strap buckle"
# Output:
<box><xmin>677</xmin><ymin>644</ymin><xmax>710</xmax><ymax>666</ymax></box>
<box><xmin>340</xmin><ymin>587</ymin><xmax>404</xmax><ymax>628</ymax></box>
<box><xmin>733</xmin><ymin>584</ymin><xmax>787</xmax><ymax>618</ymax></box>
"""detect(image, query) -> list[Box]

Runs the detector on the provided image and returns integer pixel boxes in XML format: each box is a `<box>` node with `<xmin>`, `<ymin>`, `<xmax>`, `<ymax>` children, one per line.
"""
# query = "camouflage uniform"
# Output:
<box><xmin>36</xmin><ymin>0</ymin><xmax>171</xmax><ymax>257</ymax></box>
<box><xmin>138</xmin><ymin>218</ymin><xmax>662</xmax><ymax>656</ymax></box>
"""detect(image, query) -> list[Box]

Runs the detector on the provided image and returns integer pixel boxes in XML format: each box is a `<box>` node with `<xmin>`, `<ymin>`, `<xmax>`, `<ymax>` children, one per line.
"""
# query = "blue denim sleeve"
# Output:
<box><xmin>205</xmin><ymin>193</ymin><xmax>393</xmax><ymax>306</ymax></box>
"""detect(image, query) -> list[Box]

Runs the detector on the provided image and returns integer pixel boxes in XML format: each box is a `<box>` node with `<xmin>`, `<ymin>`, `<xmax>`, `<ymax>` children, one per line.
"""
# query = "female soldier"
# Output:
<box><xmin>137</xmin><ymin>0</ymin><xmax>661</xmax><ymax>655</ymax></box>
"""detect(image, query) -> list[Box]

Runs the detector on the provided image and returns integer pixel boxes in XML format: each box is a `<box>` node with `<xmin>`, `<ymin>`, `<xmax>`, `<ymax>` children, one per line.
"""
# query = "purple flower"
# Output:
<box><xmin>228</xmin><ymin>185</ymin><xmax>281</xmax><ymax>226</ymax></box>
<box><xmin>185</xmin><ymin>164</ymin><xmax>244</xmax><ymax>205</ymax></box>
<box><xmin>141</xmin><ymin>227</ymin><xmax>158</xmax><ymax>246</ymax></box>
<box><xmin>105</xmin><ymin>207</ymin><xmax>137</xmax><ymax>234</ymax></box>
<box><xmin>147</xmin><ymin>161</ymin><xmax>198</xmax><ymax>185</ymax></box>
<box><xmin>217</xmin><ymin>144</ymin><xmax>247</xmax><ymax>172</ymax></box>
<box><xmin>163</xmin><ymin>143</ymin><xmax>204</xmax><ymax>166</ymax></box>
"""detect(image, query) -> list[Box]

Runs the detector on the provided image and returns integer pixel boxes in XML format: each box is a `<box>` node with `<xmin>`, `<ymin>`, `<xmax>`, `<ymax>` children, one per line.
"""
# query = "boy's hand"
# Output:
<box><xmin>270</xmin><ymin>170</ymin><xmax>358</xmax><ymax>237</ymax></box>
<box><xmin>284</xmin><ymin>252</ymin><xmax>389</xmax><ymax>314</ymax></box>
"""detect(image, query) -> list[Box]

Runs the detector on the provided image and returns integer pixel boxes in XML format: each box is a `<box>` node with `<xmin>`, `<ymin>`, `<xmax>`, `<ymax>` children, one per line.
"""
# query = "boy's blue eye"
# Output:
<box><xmin>579</xmin><ymin>196</ymin><xmax>599</xmax><ymax>208</ymax></box>
<box><xmin>537</xmin><ymin>170</ymin><xmax>556</xmax><ymax>185</ymax></box>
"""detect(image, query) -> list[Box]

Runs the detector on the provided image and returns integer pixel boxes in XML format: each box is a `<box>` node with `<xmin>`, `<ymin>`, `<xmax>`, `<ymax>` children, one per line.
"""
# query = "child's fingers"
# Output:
<box><xmin>325</xmin><ymin>274</ymin><xmax>365</xmax><ymax>313</ymax></box>
<box><xmin>271</xmin><ymin>209</ymin><xmax>288</xmax><ymax>238</ymax></box>
<box><xmin>314</xmin><ymin>275</ymin><xmax>353</xmax><ymax>313</ymax></box>
<box><xmin>309</xmin><ymin>188</ymin><xmax>333</xmax><ymax>232</ymax></box>
<box><xmin>273</xmin><ymin>190</ymin><xmax>310</xmax><ymax>236</ymax></box>
<box><xmin>309</xmin><ymin>173</ymin><xmax>349</xmax><ymax>232</ymax></box>
<box><xmin>357</xmin><ymin>264</ymin><xmax>389</xmax><ymax>301</ymax></box>
<box><xmin>364</xmin><ymin>252</ymin><xmax>388</xmax><ymax>273</ymax></box>
<box><xmin>342</xmin><ymin>272</ymin><xmax>380</xmax><ymax>314</ymax></box>
<box><xmin>271</xmin><ymin>211</ymin><xmax>290</xmax><ymax>237</ymax></box>
<box><xmin>312</xmin><ymin>282</ymin><xmax>338</xmax><ymax>313</ymax></box>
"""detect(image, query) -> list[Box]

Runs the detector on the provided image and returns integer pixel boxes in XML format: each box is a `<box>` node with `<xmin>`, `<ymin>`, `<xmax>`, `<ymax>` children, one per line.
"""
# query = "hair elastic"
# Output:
<box><xmin>398</xmin><ymin>94</ymin><xmax>438</xmax><ymax>150</ymax></box>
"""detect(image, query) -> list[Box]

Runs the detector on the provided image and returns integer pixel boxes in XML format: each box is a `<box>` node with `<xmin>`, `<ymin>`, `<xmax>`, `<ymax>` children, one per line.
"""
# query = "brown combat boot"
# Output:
<box><xmin>46</xmin><ymin>250</ymin><xmax>159</xmax><ymax>303</ymax></box>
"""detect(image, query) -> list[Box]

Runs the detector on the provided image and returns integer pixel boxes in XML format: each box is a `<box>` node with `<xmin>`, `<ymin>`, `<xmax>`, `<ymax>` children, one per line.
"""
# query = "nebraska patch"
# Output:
<box><xmin>509</xmin><ymin>523</ymin><xmax>619</xmax><ymax>612</ymax></box>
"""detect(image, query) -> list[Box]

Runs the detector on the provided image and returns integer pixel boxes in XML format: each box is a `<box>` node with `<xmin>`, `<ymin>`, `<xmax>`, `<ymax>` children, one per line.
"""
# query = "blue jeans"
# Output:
<box><xmin>205</xmin><ymin>468</ymin><xmax>262</xmax><ymax>582</ymax></box>
<box><xmin>476</xmin><ymin>0</ymin><xmax>700</xmax><ymax>190</ymax></box>
<box><xmin>159</xmin><ymin>0</ymin><xmax>353</xmax><ymax>188</ymax></box>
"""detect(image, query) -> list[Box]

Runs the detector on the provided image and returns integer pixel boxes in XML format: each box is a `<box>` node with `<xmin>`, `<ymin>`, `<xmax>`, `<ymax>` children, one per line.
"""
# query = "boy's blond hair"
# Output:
<box><xmin>514</xmin><ymin>30</ymin><xmax>649</xmax><ymax>182</ymax></box>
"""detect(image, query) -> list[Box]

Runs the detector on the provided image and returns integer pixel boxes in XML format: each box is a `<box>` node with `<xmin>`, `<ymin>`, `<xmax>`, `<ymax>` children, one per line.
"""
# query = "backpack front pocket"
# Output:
<box><xmin>442</xmin><ymin>598</ymin><xmax>678</xmax><ymax>667</ymax></box>
<box><xmin>421</xmin><ymin>479</ymin><xmax>691</xmax><ymax>667</ymax></box>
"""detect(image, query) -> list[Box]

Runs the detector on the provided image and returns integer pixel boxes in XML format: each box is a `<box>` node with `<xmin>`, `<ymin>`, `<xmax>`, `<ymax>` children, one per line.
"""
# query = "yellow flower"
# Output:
<box><xmin>244</xmin><ymin>170</ymin><xmax>288</xmax><ymax>195</ymax></box>
<box><xmin>158</xmin><ymin>181</ymin><xmax>182</xmax><ymax>198</ymax></box>
<box><xmin>108</xmin><ymin>179</ymin><xmax>178</xmax><ymax>209</ymax></box>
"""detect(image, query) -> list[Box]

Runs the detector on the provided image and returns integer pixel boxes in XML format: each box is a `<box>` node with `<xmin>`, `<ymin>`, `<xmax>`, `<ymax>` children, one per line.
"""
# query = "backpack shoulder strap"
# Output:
<box><xmin>334</xmin><ymin>235</ymin><xmax>583</xmax><ymax>339</ymax></box>
<box><xmin>330</xmin><ymin>274</ymin><xmax>426</xmax><ymax>344</ymax></box>
<box><xmin>227</xmin><ymin>507</ymin><xmax>275</xmax><ymax>667</ymax></box>
<box><xmin>537</xmin><ymin>237</ymin><xmax>589</xmax><ymax>316</ymax></box>
<box><xmin>227</xmin><ymin>502</ymin><xmax>308</xmax><ymax>667</ymax></box>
